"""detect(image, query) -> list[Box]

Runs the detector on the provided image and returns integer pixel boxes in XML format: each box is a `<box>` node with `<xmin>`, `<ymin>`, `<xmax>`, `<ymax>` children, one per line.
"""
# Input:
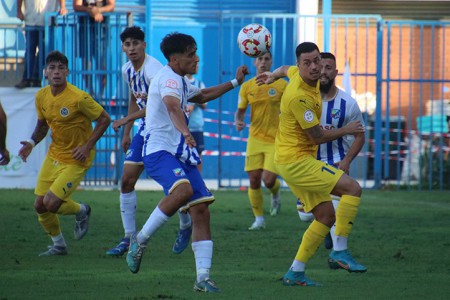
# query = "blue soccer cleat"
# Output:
<box><xmin>194</xmin><ymin>278</ymin><xmax>220</xmax><ymax>293</ymax></box>
<box><xmin>282</xmin><ymin>269</ymin><xmax>322</xmax><ymax>287</ymax></box>
<box><xmin>126</xmin><ymin>233</ymin><xmax>146</xmax><ymax>273</ymax></box>
<box><xmin>173</xmin><ymin>226</ymin><xmax>192</xmax><ymax>254</ymax></box>
<box><xmin>106</xmin><ymin>237</ymin><xmax>130</xmax><ymax>256</ymax></box>
<box><xmin>329</xmin><ymin>249</ymin><xmax>367</xmax><ymax>273</ymax></box>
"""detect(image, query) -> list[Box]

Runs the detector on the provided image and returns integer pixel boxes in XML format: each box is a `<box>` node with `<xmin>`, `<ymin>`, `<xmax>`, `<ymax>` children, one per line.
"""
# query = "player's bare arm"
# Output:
<box><xmin>234</xmin><ymin>108</ymin><xmax>247</xmax><ymax>132</ymax></box>
<box><xmin>305</xmin><ymin>120</ymin><xmax>365</xmax><ymax>145</ymax></box>
<box><xmin>337</xmin><ymin>132</ymin><xmax>365</xmax><ymax>173</ymax></box>
<box><xmin>18</xmin><ymin>119</ymin><xmax>49</xmax><ymax>162</ymax></box>
<box><xmin>163</xmin><ymin>96</ymin><xmax>196</xmax><ymax>148</ymax></box>
<box><xmin>72</xmin><ymin>110</ymin><xmax>111</xmax><ymax>162</ymax></box>
<box><xmin>189</xmin><ymin>65</ymin><xmax>249</xmax><ymax>104</ymax></box>
<box><xmin>255</xmin><ymin>65</ymin><xmax>290</xmax><ymax>85</ymax></box>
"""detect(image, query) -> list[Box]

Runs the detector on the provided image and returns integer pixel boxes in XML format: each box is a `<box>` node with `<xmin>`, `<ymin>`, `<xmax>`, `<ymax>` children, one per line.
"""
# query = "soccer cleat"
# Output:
<box><xmin>106</xmin><ymin>237</ymin><xmax>130</xmax><ymax>256</ymax></box>
<box><xmin>74</xmin><ymin>204</ymin><xmax>91</xmax><ymax>240</ymax></box>
<box><xmin>324</xmin><ymin>232</ymin><xmax>333</xmax><ymax>250</ymax></box>
<box><xmin>270</xmin><ymin>191</ymin><xmax>281</xmax><ymax>216</ymax></box>
<box><xmin>248</xmin><ymin>220</ymin><xmax>266</xmax><ymax>231</ymax></box>
<box><xmin>172</xmin><ymin>226</ymin><xmax>192</xmax><ymax>254</ymax></box>
<box><xmin>126</xmin><ymin>232</ymin><xmax>146</xmax><ymax>274</ymax></box>
<box><xmin>282</xmin><ymin>270</ymin><xmax>322</xmax><ymax>287</ymax></box>
<box><xmin>328</xmin><ymin>249</ymin><xmax>367</xmax><ymax>273</ymax></box>
<box><xmin>194</xmin><ymin>278</ymin><xmax>220</xmax><ymax>293</ymax></box>
<box><xmin>38</xmin><ymin>245</ymin><xmax>68</xmax><ymax>257</ymax></box>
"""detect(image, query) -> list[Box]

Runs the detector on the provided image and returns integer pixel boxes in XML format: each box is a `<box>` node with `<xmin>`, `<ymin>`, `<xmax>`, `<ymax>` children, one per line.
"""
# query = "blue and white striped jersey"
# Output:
<box><xmin>122</xmin><ymin>54</ymin><xmax>163</xmax><ymax>136</ymax></box>
<box><xmin>143</xmin><ymin>65</ymin><xmax>202</xmax><ymax>165</ymax></box>
<box><xmin>317</xmin><ymin>89</ymin><xmax>364</xmax><ymax>164</ymax></box>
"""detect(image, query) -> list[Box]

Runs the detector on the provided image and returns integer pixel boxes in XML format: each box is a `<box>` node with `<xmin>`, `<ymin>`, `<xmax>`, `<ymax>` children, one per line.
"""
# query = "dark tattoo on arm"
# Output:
<box><xmin>306</xmin><ymin>125</ymin><xmax>324</xmax><ymax>140</ymax></box>
<box><xmin>31</xmin><ymin>119</ymin><xmax>49</xmax><ymax>145</ymax></box>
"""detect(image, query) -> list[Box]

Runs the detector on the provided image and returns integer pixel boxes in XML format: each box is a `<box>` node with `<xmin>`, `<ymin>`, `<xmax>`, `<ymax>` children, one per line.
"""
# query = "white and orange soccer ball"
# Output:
<box><xmin>237</xmin><ymin>23</ymin><xmax>272</xmax><ymax>58</ymax></box>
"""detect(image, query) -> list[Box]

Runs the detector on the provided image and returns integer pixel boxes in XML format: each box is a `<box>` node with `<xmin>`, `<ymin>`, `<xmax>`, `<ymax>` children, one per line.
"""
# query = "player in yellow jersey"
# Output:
<box><xmin>235</xmin><ymin>52</ymin><xmax>287</xmax><ymax>230</ymax></box>
<box><xmin>18</xmin><ymin>51</ymin><xmax>111</xmax><ymax>256</ymax></box>
<box><xmin>256</xmin><ymin>42</ymin><xmax>366</xmax><ymax>286</ymax></box>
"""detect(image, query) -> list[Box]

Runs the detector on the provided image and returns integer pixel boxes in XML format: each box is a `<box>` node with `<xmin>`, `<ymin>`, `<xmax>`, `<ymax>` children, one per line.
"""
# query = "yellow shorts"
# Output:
<box><xmin>276</xmin><ymin>156</ymin><xmax>344</xmax><ymax>212</ymax></box>
<box><xmin>35</xmin><ymin>156</ymin><xmax>88</xmax><ymax>200</ymax></box>
<box><xmin>245</xmin><ymin>137</ymin><xmax>277</xmax><ymax>173</ymax></box>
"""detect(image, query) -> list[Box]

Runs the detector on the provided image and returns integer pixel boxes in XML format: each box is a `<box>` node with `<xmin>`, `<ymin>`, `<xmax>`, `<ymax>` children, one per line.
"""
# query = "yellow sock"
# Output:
<box><xmin>38</xmin><ymin>211</ymin><xmax>61</xmax><ymax>237</ymax></box>
<box><xmin>56</xmin><ymin>198</ymin><xmax>81</xmax><ymax>215</ymax></box>
<box><xmin>335</xmin><ymin>195</ymin><xmax>361</xmax><ymax>237</ymax></box>
<box><xmin>295</xmin><ymin>220</ymin><xmax>330</xmax><ymax>263</ymax></box>
<box><xmin>268</xmin><ymin>178</ymin><xmax>280</xmax><ymax>195</ymax></box>
<box><xmin>248</xmin><ymin>188</ymin><xmax>264</xmax><ymax>217</ymax></box>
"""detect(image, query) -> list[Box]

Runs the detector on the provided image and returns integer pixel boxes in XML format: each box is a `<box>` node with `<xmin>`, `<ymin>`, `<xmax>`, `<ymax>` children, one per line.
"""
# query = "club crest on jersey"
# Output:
<box><xmin>172</xmin><ymin>168</ymin><xmax>186</xmax><ymax>177</ymax></box>
<box><xmin>60</xmin><ymin>107</ymin><xmax>69</xmax><ymax>117</ymax></box>
<box><xmin>125</xmin><ymin>149</ymin><xmax>133</xmax><ymax>158</ymax></box>
<box><xmin>304</xmin><ymin>110</ymin><xmax>314</xmax><ymax>123</ymax></box>
<box><xmin>268</xmin><ymin>88</ymin><xmax>276</xmax><ymax>97</ymax></box>
<box><xmin>165</xmin><ymin>79</ymin><xmax>178</xmax><ymax>89</ymax></box>
<box><xmin>331</xmin><ymin>109</ymin><xmax>341</xmax><ymax>119</ymax></box>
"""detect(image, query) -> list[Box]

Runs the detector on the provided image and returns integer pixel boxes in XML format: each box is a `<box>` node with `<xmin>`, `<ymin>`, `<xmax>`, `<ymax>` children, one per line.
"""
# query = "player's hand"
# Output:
<box><xmin>0</xmin><ymin>149</ymin><xmax>10</xmax><ymax>165</ymax></box>
<box><xmin>345</xmin><ymin>120</ymin><xmax>365</xmax><ymax>135</ymax></box>
<box><xmin>235</xmin><ymin>65</ymin><xmax>249</xmax><ymax>85</ymax></box>
<box><xmin>17</xmin><ymin>11</ymin><xmax>24</xmax><ymax>21</ymax></box>
<box><xmin>235</xmin><ymin>120</ymin><xmax>246</xmax><ymax>132</ymax></box>
<box><xmin>59</xmin><ymin>7</ymin><xmax>68</xmax><ymax>16</ymax></box>
<box><xmin>121</xmin><ymin>136</ymin><xmax>131</xmax><ymax>153</ymax></box>
<box><xmin>336</xmin><ymin>160</ymin><xmax>350</xmax><ymax>175</ymax></box>
<box><xmin>183</xmin><ymin>132</ymin><xmax>196</xmax><ymax>149</ymax></box>
<box><xmin>112</xmin><ymin>118</ymin><xmax>126</xmax><ymax>132</ymax></box>
<box><xmin>72</xmin><ymin>145</ymin><xmax>90</xmax><ymax>163</ymax></box>
<box><xmin>255</xmin><ymin>71</ymin><xmax>275</xmax><ymax>85</ymax></box>
<box><xmin>18</xmin><ymin>141</ymin><xmax>34</xmax><ymax>162</ymax></box>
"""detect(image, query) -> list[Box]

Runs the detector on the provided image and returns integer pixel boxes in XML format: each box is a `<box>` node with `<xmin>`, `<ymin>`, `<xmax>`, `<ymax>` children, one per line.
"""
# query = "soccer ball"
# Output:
<box><xmin>237</xmin><ymin>23</ymin><xmax>272</xmax><ymax>58</ymax></box>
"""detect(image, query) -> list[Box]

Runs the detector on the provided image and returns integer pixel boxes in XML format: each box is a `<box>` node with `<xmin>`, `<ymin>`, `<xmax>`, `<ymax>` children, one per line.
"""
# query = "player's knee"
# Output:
<box><xmin>349</xmin><ymin>180</ymin><xmax>362</xmax><ymax>197</ymax></box>
<box><xmin>34</xmin><ymin>196</ymin><xmax>46</xmax><ymax>213</ymax></box>
<box><xmin>121</xmin><ymin>175</ymin><xmax>138</xmax><ymax>192</ymax></box>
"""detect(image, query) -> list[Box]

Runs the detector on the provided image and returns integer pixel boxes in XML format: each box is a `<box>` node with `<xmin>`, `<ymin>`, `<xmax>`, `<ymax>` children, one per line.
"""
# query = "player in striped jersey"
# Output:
<box><xmin>296</xmin><ymin>52</ymin><xmax>366</xmax><ymax>269</ymax></box>
<box><xmin>235</xmin><ymin>52</ymin><xmax>287</xmax><ymax>230</ymax></box>
<box><xmin>105</xmin><ymin>26</ymin><xmax>165</xmax><ymax>256</ymax></box>
<box><xmin>125</xmin><ymin>32</ymin><xmax>248</xmax><ymax>292</ymax></box>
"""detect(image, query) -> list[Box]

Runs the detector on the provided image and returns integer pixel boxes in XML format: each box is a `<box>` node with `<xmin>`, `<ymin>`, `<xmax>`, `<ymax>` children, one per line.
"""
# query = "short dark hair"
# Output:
<box><xmin>320</xmin><ymin>52</ymin><xmax>336</xmax><ymax>61</ymax></box>
<box><xmin>160</xmin><ymin>32</ymin><xmax>197</xmax><ymax>61</ymax></box>
<box><xmin>46</xmin><ymin>51</ymin><xmax>68</xmax><ymax>67</ymax></box>
<box><xmin>295</xmin><ymin>42</ymin><xmax>320</xmax><ymax>59</ymax></box>
<box><xmin>120</xmin><ymin>26</ymin><xmax>145</xmax><ymax>42</ymax></box>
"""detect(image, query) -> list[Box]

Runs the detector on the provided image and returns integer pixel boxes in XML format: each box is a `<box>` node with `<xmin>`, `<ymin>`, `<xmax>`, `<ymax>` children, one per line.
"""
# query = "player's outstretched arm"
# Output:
<box><xmin>18</xmin><ymin>119</ymin><xmax>49</xmax><ymax>163</ymax></box>
<box><xmin>190</xmin><ymin>65</ymin><xmax>249</xmax><ymax>104</ymax></box>
<box><xmin>255</xmin><ymin>65</ymin><xmax>290</xmax><ymax>85</ymax></box>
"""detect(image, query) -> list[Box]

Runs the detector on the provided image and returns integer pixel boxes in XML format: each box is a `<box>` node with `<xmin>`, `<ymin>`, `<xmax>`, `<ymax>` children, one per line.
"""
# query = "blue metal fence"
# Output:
<box><xmin>1</xmin><ymin>12</ymin><xmax>449</xmax><ymax>190</ymax></box>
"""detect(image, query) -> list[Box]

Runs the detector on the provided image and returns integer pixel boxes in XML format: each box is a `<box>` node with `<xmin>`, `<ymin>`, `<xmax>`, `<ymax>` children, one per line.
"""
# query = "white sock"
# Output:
<box><xmin>330</xmin><ymin>198</ymin><xmax>349</xmax><ymax>251</ymax></box>
<box><xmin>76</xmin><ymin>204</ymin><xmax>87</xmax><ymax>217</ymax></box>
<box><xmin>290</xmin><ymin>260</ymin><xmax>306</xmax><ymax>272</ymax></box>
<box><xmin>51</xmin><ymin>233</ymin><xmax>66</xmax><ymax>248</ymax></box>
<box><xmin>255</xmin><ymin>216</ymin><xmax>265</xmax><ymax>224</ymax></box>
<box><xmin>330</xmin><ymin>198</ymin><xmax>339</xmax><ymax>247</ymax></box>
<box><xmin>192</xmin><ymin>240</ymin><xmax>213</xmax><ymax>282</ymax></box>
<box><xmin>137</xmin><ymin>206</ymin><xmax>169</xmax><ymax>245</ymax></box>
<box><xmin>120</xmin><ymin>191</ymin><xmax>137</xmax><ymax>237</ymax></box>
<box><xmin>178</xmin><ymin>210</ymin><xmax>192</xmax><ymax>230</ymax></box>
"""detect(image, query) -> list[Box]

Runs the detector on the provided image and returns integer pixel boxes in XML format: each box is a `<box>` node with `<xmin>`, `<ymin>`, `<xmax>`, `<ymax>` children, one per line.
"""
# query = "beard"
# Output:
<box><xmin>320</xmin><ymin>78</ymin><xmax>334</xmax><ymax>94</ymax></box>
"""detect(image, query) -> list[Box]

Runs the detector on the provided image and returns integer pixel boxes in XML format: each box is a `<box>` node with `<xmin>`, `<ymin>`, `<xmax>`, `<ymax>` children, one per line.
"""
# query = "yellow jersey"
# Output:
<box><xmin>35</xmin><ymin>83</ymin><xmax>104</xmax><ymax>168</ymax></box>
<box><xmin>238</xmin><ymin>77</ymin><xmax>287</xmax><ymax>143</ymax></box>
<box><xmin>274</xmin><ymin>66</ymin><xmax>321</xmax><ymax>164</ymax></box>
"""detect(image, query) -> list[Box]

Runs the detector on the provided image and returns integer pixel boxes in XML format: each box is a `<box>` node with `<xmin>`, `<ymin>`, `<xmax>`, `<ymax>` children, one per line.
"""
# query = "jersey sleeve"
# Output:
<box><xmin>187</xmin><ymin>83</ymin><xmax>201</xmax><ymax>100</ymax></box>
<box><xmin>287</xmin><ymin>66</ymin><xmax>298</xmax><ymax>79</ymax></box>
<box><xmin>159</xmin><ymin>74</ymin><xmax>183</xmax><ymax>101</ymax></box>
<box><xmin>348</xmin><ymin>101</ymin><xmax>365</xmax><ymax>126</ymax></box>
<box><xmin>289</xmin><ymin>97</ymin><xmax>320</xmax><ymax>129</ymax></box>
<box><xmin>237</xmin><ymin>81</ymin><xmax>249</xmax><ymax>109</ymax></box>
<box><xmin>79</xmin><ymin>93</ymin><xmax>104</xmax><ymax>121</ymax></box>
